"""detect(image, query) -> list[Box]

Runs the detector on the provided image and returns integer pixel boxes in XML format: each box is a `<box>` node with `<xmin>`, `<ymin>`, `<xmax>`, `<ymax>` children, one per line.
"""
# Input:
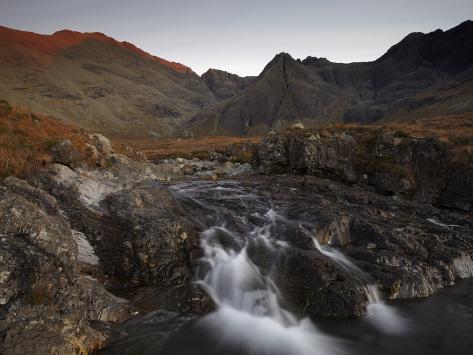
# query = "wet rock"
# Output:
<box><xmin>101</xmin><ymin>185</ymin><xmax>201</xmax><ymax>289</ymax></box>
<box><xmin>241</xmin><ymin>175</ymin><xmax>473</xmax><ymax>302</ymax></box>
<box><xmin>248</xmin><ymin>243</ymin><xmax>368</xmax><ymax>319</ymax></box>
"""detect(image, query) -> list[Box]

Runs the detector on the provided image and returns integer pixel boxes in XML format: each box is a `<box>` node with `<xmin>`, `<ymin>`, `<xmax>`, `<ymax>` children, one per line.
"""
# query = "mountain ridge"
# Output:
<box><xmin>0</xmin><ymin>25</ymin><xmax>192</xmax><ymax>73</ymax></box>
<box><xmin>187</xmin><ymin>20</ymin><xmax>473</xmax><ymax>135</ymax></box>
<box><xmin>0</xmin><ymin>25</ymin><xmax>216</xmax><ymax>137</ymax></box>
<box><xmin>1</xmin><ymin>21</ymin><xmax>472</xmax><ymax>138</ymax></box>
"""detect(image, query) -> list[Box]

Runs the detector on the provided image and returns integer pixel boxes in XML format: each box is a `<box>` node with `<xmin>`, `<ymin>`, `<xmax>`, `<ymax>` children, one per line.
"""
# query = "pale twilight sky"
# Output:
<box><xmin>0</xmin><ymin>0</ymin><xmax>471</xmax><ymax>76</ymax></box>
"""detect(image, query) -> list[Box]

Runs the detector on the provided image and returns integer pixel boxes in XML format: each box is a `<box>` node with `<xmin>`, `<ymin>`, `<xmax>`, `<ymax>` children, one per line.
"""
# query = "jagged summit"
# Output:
<box><xmin>201</xmin><ymin>68</ymin><xmax>256</xmax><ymax>101</ymax></box>
<box><xmin>188</xmin><ymin>20</ymin><xmax>473</xmax><ymax>135</ymax></box>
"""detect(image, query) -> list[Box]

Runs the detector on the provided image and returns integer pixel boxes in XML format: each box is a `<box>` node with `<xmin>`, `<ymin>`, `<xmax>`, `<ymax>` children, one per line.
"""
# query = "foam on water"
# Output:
<box><xmin>197</xmin><ymin>224</ymin><xmax>345</xmax><ymax>355</ymax></box>
<box><xmin>170</xmin><ymin>181</ymin><xmax>408</xmax><ymax>355</ymax></box>
<box><xmin>311</xmin><ymin>231</ymin><xmax>408</xmax><ymax>334</ymax></box>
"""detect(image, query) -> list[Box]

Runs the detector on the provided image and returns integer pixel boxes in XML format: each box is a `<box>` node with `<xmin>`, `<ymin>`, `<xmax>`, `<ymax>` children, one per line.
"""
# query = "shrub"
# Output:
<box><xmin>0</xmin><ymin>100</ymin><xmax>12</xmax><ymax>116</ymax></box>
<box><xmin>0</xmin><ymin>107</ymin><xmax>89</xmax><ymax>178</ymax></box>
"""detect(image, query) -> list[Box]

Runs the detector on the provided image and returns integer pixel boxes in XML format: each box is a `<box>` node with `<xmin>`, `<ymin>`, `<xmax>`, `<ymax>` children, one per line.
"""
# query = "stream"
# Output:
<box><xmin>104</xmin><ymin>180</ymin><xmax>473</xmax><ymax>355</ymax></box>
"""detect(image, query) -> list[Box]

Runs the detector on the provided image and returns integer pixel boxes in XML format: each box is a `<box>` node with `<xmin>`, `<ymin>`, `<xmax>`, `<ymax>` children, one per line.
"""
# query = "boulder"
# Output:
<box><xmin>88</xmin><ymin>133</ymin><xmax>114</xmax><ymax>166</ymax></box>
<box><xmin>50</xmin><ymin>139</ymin><xmax>81</xmax><ymax>166</ymax></box>
<box><xmin>0</xmin><ymin>182</ymin><xmax>130</xmax><ymax>355</ymax></box>
<box><xmin>89</xmin><ymin>133</ymin><xmax>114</xmax><ymax>156</ymax></box>
<box><xmin>248</xmin><ymin>242</ymin><xmax>368</xmax><ymax>319</ymax></box>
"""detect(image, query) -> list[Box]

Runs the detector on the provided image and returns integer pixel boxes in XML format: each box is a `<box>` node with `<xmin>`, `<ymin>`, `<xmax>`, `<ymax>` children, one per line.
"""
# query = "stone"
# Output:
<box><xmin>88</xmin><ymin>133</ymin><xmax>114</xmax><ymax>166</ymax></box>
<box><xmin>50</xmin><ymin>139</ymin><xmax>81</xmax><ymax>166</ymax></box>
<box><xmin>257</xmin><ymin>128</ymin><xmax>472</xmax><ymax>212</ymax></box>
<box><xmin>0</xmin><ymin>181</ymin><xmax>130</xmax><ymax>354</ymax></box>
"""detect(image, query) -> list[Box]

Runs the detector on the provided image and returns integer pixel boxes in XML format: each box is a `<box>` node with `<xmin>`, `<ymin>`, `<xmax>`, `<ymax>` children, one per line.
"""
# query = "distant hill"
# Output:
<box><xmin>188</xmin><ymin>20</ymin><xmax>473</xmax><ymax>135</ymax></box>
<box><xmin>0</xmin><ymin>26</ymin><xmax>216</xmax><ymax>138</ymax></box>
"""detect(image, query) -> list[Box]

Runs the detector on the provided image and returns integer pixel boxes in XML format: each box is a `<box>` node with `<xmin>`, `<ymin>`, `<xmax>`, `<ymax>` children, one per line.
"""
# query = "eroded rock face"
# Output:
<box><xmin>32</xmin><ymin>154</ymin><xmax>209</xmax><ymax>314</ymax></box>
<box><xmin>258</xmin><ymin>128</ymin><xmax>473</xmax><ymax>212</ymax></box>
<box><xmin>0</xmin><ymin>184</ymin><xmax>130</xmax><ymax>355</ymax></box>
<box><xmin>243</xmin><ymin>175</ymin><xmax>473</xmax><ymax>301</ymax></box>
<box><xmin>0</xmin><ymin>147</ymin><xmax>213</xmax><ymax>353</ymax></box>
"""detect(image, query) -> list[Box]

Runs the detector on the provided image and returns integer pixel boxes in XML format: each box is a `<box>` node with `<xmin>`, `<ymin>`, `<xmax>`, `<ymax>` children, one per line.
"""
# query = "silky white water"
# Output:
<box><xmin>311</xmin><ymin>233</ymin><xmax>407</xmax><ymax>334</ymax></box>
<box><xmin>196</xmin><ymin>216</ymin><xmax>344</xmax><ymax>355</ymax></box>
<box><xmin>170</xmin><ymin>181</ymin><xmax>407</xmax><ymax>354</ymax></box>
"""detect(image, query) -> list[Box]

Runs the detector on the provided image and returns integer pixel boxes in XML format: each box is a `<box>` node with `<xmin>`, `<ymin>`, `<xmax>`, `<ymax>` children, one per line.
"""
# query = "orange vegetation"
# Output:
<box><xmin>301</xmin><ymin>113</ymin><xmax>473</xmax><ymax>142</ymax></box>
<box><xmin>291</xmin><ymin>113</ymin><xmax>473</xmax><ymax>167</ymax></box>
<box><xmin>0</xmin><ymin>25</ymin><xmax>190</xmax><ymax>73</ymax></box>
<box><xmin>114</xmin><ymin>136</ymin><xmax>262</xmax><ymax>161</ymax></box>
<box><xmin>0</xmin><ymin>105</ymin><xmax>89</xmax><ymax>178</ymax></box>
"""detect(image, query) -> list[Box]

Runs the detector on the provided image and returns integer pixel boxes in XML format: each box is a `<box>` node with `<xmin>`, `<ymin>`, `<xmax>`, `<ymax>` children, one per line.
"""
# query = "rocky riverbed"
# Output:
<box><xmin>0</xmin><ymin>130</ymin><xmax>472</xmax><ymax>354</ymax></box>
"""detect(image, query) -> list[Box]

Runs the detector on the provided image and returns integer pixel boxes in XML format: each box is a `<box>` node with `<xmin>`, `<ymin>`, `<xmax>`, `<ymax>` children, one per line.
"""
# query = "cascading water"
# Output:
<box><xmin>168</xmin><ymin>180</ymin><xmax>406</xmax><ymax>354</ymax></box>
<box><xmin>310</xmin><ymin>233</ymin><xmax>407</xmax><ymax>334</ymax></box>
<box><xmin>170</xmin><ymin>181</ymin><xmax>344</xmax><ymax>355</ymax></box>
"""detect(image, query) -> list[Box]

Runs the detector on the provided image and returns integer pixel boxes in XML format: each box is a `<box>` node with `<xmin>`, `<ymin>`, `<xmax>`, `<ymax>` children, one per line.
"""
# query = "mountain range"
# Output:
<box><xmin>0</xmin><ymin>26</ymin><xmax>215</xmax><ymax>137</ymax></box>
<box><xmin>1</xmin><ymin>21</ymin><xmax>472</xmax><ymax>137</ymax></box>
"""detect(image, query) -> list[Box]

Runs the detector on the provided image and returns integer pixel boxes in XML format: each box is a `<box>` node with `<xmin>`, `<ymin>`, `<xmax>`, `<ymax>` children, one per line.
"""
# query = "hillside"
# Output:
<box><xmin>188</xmin><ymin>20</ymin><xmax>473</xmax><ymax>135</ymax></box>
<box><xmin>0</xmin><ymin>26</ymin><xmax>216</xmax><ymax>138</ymax></box>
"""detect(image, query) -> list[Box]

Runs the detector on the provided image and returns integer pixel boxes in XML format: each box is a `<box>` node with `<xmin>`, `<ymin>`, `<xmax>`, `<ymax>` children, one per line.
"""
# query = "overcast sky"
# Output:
<box><xmin>0</xmin><ymin>0</ymin><xmax>471</xmax><ymax>76</ymax></box>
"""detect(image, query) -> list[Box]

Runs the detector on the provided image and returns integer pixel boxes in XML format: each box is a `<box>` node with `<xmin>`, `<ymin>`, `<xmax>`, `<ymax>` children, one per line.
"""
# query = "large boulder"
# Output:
<box><xmin>0</xmin><ymin>182</ymin><xmax>130</xmax><ymax>355</ymax></box>
<box><xmin>248</xmin><ymin>241</ymin><xmax>368</xmax><ymax>319</ymax></box>
<box><xmin>32</xmin><ymin>158</ymin><xmax>207</xmax><ymax>314</ymax></box>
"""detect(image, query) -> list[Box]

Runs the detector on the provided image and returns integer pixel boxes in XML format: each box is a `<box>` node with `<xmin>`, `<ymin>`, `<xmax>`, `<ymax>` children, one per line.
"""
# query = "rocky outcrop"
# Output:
<box><xmin>241</xmin><ymin>175</ymin><xmax>473</xmax><ymax>301</ymax></box>
<box><xmin>0</xmin><ymin>181</ymin><xmax>130</xmax><ymax>355</ymax></box>
<box><xmin>32</xmin><ymin>145</ymin><xmax>213</xmax><ymax>313</ymax></box>
<box><xmin>258</xmin><ymin>128</ymin><xmax>473</xmax><ymax>212</ymax></box>
<box><xmin>0</xmin><ymin>138</ymin><xmax>213</xmax><ymax>353</ymax></box>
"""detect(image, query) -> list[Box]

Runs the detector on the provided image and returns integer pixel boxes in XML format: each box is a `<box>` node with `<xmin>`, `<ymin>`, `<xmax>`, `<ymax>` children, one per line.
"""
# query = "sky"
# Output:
<box><xmin>0</xmin><ymin>0</ymin><xmax>471</xmax><ymax>76</ymax></box>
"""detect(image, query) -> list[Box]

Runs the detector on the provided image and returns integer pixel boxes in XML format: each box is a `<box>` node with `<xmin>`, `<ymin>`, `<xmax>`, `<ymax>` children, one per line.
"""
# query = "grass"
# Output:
<box><xmin>287</xmin><ymin>112</ymin><xmax>473</xmax><ymax>169</ymax></box>
<box><xmin>0</xmin><ymin>104</ymin><xmax>89</xmax><ymax>178</ymax></box>
<box><xmin>114</xmin><ymin>136</ymin><xmax>262</xmax><ymax>161</ymax></box>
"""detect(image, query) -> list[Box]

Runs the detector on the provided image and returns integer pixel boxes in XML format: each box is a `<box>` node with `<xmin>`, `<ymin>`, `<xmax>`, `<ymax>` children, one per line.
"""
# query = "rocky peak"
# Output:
<box><xmin>260</xmin><ymin>52</ymin><xmax>296</xmax><ymax>75</ymax></box>
<box><xmin>201</xmin><ymin>68</ymin><xmax>256</xmax><ymax>101</ymax></box>
<box><xmin>377</xmin><ymin>20</ymin><xmax>473</xmax><ymax>74</ymax></box>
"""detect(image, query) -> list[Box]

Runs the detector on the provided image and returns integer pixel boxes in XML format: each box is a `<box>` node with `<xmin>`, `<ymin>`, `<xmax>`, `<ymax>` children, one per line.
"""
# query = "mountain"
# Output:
<box><xmin>201</xmin><ymin>69</ymin><xmax>256</xmax><ymax>101</ymax></box>
<box><xmin>0</xmin><ymin>26</ymin><xmax>216</xmax><ymax>137</ymax></box>
<box><xmin>188</xmin><ymin>20</ymin><xmax>473</xmax><ymax>135</ymax></box>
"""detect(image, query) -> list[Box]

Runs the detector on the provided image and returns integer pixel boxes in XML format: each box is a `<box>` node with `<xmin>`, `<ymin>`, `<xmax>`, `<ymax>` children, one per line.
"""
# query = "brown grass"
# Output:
<box><xmin>0</xmin><ymin>106</ymin><xmax>89</xmax><ymax>178</ymax></box>
<box><xmin>288</xmin><ymin>113</ymin><xmax>473</xmax><ymax>168</ymax></box>
<box><xmin>114</xmin><ymin>136</ymin><xmax>262</xmax><ymax>160</ymax></box>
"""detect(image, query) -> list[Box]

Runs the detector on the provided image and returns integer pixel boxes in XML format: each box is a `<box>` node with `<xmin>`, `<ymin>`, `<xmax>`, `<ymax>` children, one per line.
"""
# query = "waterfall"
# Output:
<box><xmin>311</xmin><ymin>232</ymin><xmax>407</xmax><ymax>334</ymax></box>
<box><xmin>170</xmin><ymin>181</ymin><xmax>406</xmax><ymax>355</ymax></box>
<box><xmin>194</xmin><ymin>217</ymin><xmax>344</xmax><ymax>355</ymax></box>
